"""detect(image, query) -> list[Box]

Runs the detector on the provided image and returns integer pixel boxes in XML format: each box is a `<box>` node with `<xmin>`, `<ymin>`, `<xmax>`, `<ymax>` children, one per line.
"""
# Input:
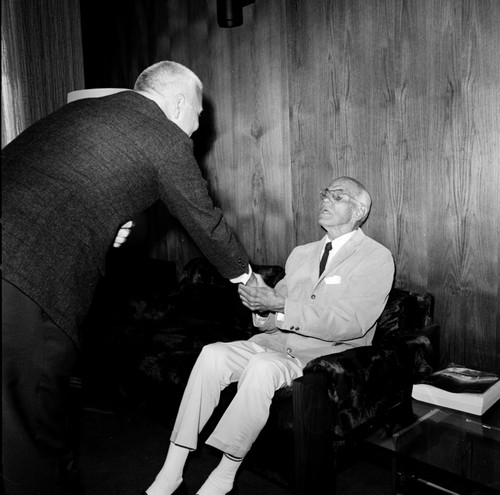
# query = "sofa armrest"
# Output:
<box><xmin>297</xmin><ymin>323</ymin><xmax>438</xmax><ymax>434</ymax></box>
<box><xmin>292</xmin><ymin>343</ymin><xmax>413</xmax><ymax>495</ymax></box>
<box><xmin>293</xmin><ymin>372</ymin><xmax>336</xmax><ymax>495</ymax></box>
<box><xmin>391</xmin><ymin>323</ymin><xmax>440</xmax><ymax>376</ymax></box>
<box><xmin>302</xmin><ymin>345</ymin><xmax>412</xmax><ymax>436</ymax></box>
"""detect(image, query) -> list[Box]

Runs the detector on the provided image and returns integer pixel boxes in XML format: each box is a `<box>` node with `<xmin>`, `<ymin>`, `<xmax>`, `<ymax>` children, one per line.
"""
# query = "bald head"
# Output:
<box><xmin>328</xmin><ymin>177</ymin><xmax>371</xmax><ymax>226</ymax></box>
<box><xmin>134</xmin><ymin>61</ymin><xmax>203</xmax><ymax>136</ymax></box>
<box><xmin>134</xmin><ymin>61</ymin><xmax>203</xmax><ymax>99</ymax></box>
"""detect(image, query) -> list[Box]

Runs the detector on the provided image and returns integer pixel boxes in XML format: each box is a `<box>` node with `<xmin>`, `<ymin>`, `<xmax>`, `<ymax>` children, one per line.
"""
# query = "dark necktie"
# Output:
<box><xmin>319</xmin><ymin>242</ymin><xmax>332</xmax><ymax>277</ymax></box>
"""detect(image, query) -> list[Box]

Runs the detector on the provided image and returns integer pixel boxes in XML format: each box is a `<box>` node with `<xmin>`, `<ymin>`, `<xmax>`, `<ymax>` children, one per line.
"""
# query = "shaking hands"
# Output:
<box><xmin>238</xmin><ymin>273</ymin><xmax>285</xmax><ymax>313</ymax></box>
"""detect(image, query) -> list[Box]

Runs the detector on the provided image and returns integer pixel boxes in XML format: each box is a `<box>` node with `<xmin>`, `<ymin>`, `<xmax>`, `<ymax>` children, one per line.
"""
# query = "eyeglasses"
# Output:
<box><xmin>320</xmin><ymin>188</ymin><xmax>366</xmax><ymax>208</ymax></box>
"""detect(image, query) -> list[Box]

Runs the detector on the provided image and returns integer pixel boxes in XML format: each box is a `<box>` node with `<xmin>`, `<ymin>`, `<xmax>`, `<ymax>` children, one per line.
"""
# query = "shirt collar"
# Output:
<box><xmin>323</xmin><ymin>229</ymin><xmax>358</xmax><ymax>259</ymax></box>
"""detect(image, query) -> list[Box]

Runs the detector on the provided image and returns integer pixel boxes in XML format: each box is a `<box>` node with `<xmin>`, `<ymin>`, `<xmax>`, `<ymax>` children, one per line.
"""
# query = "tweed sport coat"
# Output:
<box><xmin>2</xmin><ymin>91</ymin><xmax>249</xmax><ymax>343</ymax></box>
<box><xmin>250</xmin><ymin>229</ymin><xmax>395</xmax><ymax>364</ymax></box>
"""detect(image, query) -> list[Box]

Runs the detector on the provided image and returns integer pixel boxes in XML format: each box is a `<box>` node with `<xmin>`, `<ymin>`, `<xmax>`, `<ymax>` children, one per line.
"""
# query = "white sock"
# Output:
<box><xmin>146</xmin><ymin>442</ymin><xmax>190</xmax><ymax>495</ymax></box>
<box><xmin>196</xmin><ymin>453</ymin><xmax>243</xmax><ymax>495</ymax></box>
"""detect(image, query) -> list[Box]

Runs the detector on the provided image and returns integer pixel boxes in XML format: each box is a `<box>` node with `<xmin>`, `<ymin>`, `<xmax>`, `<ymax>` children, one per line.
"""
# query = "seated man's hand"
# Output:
<box><xmin>238</xmin><ymin>274</ymin><xmax>285</xmax><ymax>313</ymax></box>
<box><xmin>113</xmin><ymin>220</ymin><xmax>134</xmax><ymax>248</ymax></box>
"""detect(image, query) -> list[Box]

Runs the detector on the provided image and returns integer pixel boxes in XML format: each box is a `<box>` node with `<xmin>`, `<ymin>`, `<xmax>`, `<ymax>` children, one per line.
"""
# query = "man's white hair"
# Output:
<box><xmin>134</xmin><ymin>61</ymin><xmax>203</xmax><ymax>96</ymax></box>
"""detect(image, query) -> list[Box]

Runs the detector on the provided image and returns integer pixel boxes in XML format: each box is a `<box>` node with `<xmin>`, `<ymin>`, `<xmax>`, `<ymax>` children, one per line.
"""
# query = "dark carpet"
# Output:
<box><xmin>74</xmin><ymin>403</ymin><xmax>394</xmax><ymax>495</ymax></box>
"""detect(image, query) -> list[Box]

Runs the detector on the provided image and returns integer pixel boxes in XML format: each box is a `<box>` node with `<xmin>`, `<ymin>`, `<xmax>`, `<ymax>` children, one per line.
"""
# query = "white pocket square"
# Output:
<box><xmin>325</xmin><ymin>275</ymin><xmax>342</xmax><ymax>285</ymax></box>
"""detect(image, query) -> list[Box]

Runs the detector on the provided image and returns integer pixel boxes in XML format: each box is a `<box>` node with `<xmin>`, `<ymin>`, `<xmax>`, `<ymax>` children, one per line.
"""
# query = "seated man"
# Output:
<box><xmin>145</xmin><ymin>176</ymin><xmax>395</xmax><ymax>495</ymax></box>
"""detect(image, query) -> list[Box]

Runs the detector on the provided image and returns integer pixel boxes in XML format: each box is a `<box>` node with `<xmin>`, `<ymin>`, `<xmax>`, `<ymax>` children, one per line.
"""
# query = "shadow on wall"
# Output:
<box><xmin>193</xmin><ymin>95</ymin><xmax>217</xmax><ymax>174</ymax></box>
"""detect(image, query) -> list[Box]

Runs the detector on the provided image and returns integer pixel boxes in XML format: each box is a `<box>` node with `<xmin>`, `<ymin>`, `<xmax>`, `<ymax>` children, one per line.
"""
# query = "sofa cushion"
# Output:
<box><xmin>137</xmin><ymin>317</ymin><xmax>251</xmax><ymax>384</ymax></box>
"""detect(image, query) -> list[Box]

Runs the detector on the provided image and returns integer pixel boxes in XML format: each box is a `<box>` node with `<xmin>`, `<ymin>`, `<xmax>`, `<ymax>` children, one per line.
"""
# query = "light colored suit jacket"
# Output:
<box><xmin>250</xmin><ymin>229</ymin><xmax>395</xmax><ymax>364</ymax></box>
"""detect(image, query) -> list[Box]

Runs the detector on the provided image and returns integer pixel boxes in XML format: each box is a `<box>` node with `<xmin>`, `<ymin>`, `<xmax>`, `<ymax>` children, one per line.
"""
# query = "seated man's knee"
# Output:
<box><xmin>198</xmin><ymin>342</ymin><xmax>226</xmax><ymax>363</ymax></box>
<box><xmin>200</xmin><ymin>342</ymin><xmax>226</xmax><ymax>354</ymax></box>
<box><xmin>242</xmin><ymin>352</ymin><xmax>302</xmax><ymax>391</ymax></box>
<box><xmin>197</xmin><ymin>342</ymin><xmax>240</xmax><ymax>370</ymax></box>
<box><xmin>243</xmin><ymin>353</ymin><xmax>286</xmax><ymax>388</ymax></box>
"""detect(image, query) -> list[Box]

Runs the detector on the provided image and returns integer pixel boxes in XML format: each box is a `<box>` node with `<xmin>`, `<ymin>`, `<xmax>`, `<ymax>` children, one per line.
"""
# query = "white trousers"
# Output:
<box><xmin>170</xmin><ymin>340</ymin><xmax>304</xmax><ymax>458</ymax></box>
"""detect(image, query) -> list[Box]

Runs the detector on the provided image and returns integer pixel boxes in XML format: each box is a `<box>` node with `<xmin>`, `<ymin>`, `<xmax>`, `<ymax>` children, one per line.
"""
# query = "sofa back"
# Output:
<box><xmin>172</xmin><ymin>259</ymin><xmax>285</xmax><ymax>335</ymax></box>
<box><xmin>178</xmin><ymin>257</ymin><xmax>285</xmax><ymax>288</ymax></box>
<box><xmin>373</xmin><ymin>288</ymin><xmax>435</xmax><ymax>345</ymax></box>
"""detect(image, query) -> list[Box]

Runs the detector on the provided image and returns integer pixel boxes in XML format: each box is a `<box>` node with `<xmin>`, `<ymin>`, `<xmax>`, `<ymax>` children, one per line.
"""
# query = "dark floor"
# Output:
<box><xmin>75</xmin><ymin>401</ymin><xmax>395</xmax><ymax>495</ymax></box>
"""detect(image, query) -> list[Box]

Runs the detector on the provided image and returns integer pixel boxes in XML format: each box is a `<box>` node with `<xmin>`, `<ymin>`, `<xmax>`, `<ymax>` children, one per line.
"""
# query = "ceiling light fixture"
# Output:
<box><xmin>217</xmin><ymin>0</ymin><xmax>255</xmax><ymax>28</ymax></box>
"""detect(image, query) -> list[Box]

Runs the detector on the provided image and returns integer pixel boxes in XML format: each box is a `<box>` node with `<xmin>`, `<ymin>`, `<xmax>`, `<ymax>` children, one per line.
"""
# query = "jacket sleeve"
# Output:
<box><xmin>157</xmin><ymin>139</ymin><xmax>249</xmax><ymax>279</ymax></box>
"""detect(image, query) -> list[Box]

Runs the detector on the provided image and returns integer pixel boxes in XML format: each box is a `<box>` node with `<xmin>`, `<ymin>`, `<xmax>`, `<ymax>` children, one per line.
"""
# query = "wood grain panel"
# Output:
<box><xmin>426</xmin><ymin>0</ymin><xmax>500</xmax><ymax>369</ymax></box>
<box><xmin>1</xmin><ymin>0</ymin><xmax>84</xmax><ymax>146</ymax></box>
<box><xmin>365</xmin><ymin>0</ymin><xmax>429</xmax><ymax>290</ymax></box>
<box><xmin>147</xmin><ymin>1</ymin><xmax>206</xmax><ymax>270</ymax></box>
<box><xmin>223</xmin><ymin>0</ymin><xmax>293</xmax><ymax>264</ymax></box>
<box><xmin>152</xmin><ymin>0</ymin><xmax>294</xmax><ymax>266</ymax></box>
<box><xmin>286</xmin><ymin>0</ymin><xmax>332</xmax><ymax>245</ymax></box>
<box><xmin>74</xmin><ymin>0</ymin><xmax>500</xmax><ymax>372</ymax></box>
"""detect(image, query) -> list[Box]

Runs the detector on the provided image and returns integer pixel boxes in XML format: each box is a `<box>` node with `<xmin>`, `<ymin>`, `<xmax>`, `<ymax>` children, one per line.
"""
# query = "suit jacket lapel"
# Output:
<box><xmin>307</xmin><ymin>238</ymin><xmax>328</xmax><ymax>287</ymax></box>
<box><xmin>315</xmin><ymin>229</ymin><xmax>365</xmax><ymax>286</ymax></box>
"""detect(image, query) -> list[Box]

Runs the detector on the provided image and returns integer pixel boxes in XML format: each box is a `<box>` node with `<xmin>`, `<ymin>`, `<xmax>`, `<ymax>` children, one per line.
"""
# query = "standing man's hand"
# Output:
<box><xmin>245</xmin><ymin>272</ymin><xmax>267</xmax><ymax>287</ymax></box>
<box><xmin>113</xmin><ymin>220</ymin><xmax>134</xmax><ymax>248</ymax></box>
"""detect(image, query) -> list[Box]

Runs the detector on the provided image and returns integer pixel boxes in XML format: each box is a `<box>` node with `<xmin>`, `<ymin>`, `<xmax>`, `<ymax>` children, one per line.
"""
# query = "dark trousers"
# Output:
<box><xmin>2</xmin><ymin>280</ymin><xmax>79</xmax><ymax>495</ymax></box>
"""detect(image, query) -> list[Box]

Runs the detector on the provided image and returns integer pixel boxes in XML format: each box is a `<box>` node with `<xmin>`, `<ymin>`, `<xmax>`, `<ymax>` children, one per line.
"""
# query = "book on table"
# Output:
<box><xmin>412</xmin><ymin>363</ymin><xmax>500</xmax><ymax>415</ymax></box>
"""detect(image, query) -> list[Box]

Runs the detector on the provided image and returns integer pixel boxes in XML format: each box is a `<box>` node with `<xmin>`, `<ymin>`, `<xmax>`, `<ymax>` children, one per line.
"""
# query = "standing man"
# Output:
<box><xmin>2</xmin><ymin>61</ymin><xmax>255</xmax><ymax>495</ymax></box>
<box><xmin>145</xmin><ymin>177</ymin><xmax>394</xmax><ymax>495</ymax></box>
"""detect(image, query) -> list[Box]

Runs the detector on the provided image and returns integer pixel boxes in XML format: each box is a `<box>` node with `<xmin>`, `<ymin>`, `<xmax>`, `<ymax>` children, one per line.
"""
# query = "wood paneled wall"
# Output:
<box><xmin>9</xmin><ymin>0</ymin><xmax>500</xmax><ymax>372</ymax></box>
<box><xmin>1</xmin><ymin>0</ymin><xmax>84</xmax><ymax>147</ymax></box>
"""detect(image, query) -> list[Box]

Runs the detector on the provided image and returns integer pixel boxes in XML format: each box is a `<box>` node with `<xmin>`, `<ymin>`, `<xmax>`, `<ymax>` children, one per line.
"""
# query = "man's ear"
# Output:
<box><xmin>172</xmin><ymin>93</ymin><xmax>185</xmax><ymax>119</ymax></box>
<box><xmin>356</xmin><ymin>206</ymin><xmax>366</xmax><ymax>220</ymax></box>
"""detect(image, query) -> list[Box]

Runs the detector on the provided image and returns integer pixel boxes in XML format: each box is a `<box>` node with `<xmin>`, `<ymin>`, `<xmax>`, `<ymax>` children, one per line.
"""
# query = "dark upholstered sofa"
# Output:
<box><xmin>83</xmin><ymin>255</ymin><xmax>439</xmax><ymax>495</ymax></box>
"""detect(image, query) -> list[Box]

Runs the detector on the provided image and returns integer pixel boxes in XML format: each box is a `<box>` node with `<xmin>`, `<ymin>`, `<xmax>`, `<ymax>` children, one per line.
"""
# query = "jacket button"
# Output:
<box><xmin>290</xmin><ymin>326</ymin><xmax>295</xmax><ymax>330</ymax></box>
<box><xmin>311</xmin><ymin>295</ymin><xmax>316</xmax><ymax>299</ymax></box>
<box><xmin>296</xmin><ymin>327</ymin><xmax>300</xmax><ymax>331</ymax></box>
